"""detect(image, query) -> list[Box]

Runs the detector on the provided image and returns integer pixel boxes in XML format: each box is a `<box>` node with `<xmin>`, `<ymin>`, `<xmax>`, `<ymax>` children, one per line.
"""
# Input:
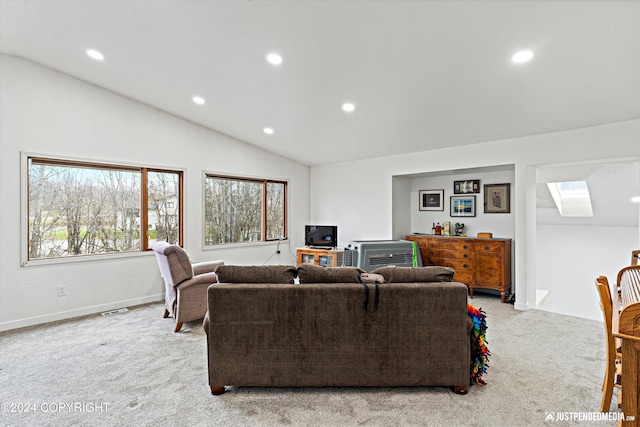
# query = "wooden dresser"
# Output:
<box><xmin>405</xmin><ymin>235</ymin><xmax>512</xmax><ymax>302</ymax></box>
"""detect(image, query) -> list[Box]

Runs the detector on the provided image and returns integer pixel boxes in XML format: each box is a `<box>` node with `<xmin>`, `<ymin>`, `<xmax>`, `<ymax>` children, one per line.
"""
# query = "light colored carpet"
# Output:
<box><xmin>0</xmin><ymin>295</ymin><xmax>619</xmax><ymax>426</ymax></box>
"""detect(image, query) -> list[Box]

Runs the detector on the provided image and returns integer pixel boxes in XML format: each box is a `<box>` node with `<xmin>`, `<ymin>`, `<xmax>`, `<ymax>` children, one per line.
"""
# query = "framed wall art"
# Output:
<box><xmin>450</xmin><ymin>195</ymin><xmax>476</xmax><ymax>217</ymax></box>
<box><xmin>484</xmin><ymin>183</ymin><xmax>511</xmax><ymax>213</ymax></box>
<box><xmin>454</xmin><ymin>180</ymin><xmax>480</xmax><ymax>194</ymax></box>
<box><xmin>419</xmin><ymin>189</ymin><xmax>444</xmax><ymax>211</ymax></box>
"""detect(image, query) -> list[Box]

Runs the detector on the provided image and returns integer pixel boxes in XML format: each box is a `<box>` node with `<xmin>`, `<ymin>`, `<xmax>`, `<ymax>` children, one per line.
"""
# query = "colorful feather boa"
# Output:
<box><xmin>468</xmin><ymin>304</ymin><xmax>490</xmax><ymax>386</ymax></box>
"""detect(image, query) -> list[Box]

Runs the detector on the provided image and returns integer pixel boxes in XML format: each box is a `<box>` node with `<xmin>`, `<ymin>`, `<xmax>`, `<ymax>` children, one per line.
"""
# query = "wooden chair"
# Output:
<box><xmin>595</xmin><ymin>276</ymin><xmax>622</xmax><ymax>412</ymax></box>
<box><xmin>618</xmin><ymin>265</ymin><xmax>640</xmax><ymax>308</ymax></box>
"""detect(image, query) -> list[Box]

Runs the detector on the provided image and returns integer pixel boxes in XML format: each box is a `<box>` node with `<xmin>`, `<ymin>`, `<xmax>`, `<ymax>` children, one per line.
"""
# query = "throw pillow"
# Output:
<box><xmin>215</xmin><ymin>265</ymin><xmax>298</xmax><ymax>284</ymax></box>
<box><xmin>371</xmin><ymin>266</ymin><xmax>455</xmax><ymax>283</ymax></box>
<box><xmin>360</xmin><ymin>273</ymin><xmax>386</xmax><ymax>283</ymax></box>
<box><xmin>297</xmin><ymin>264</ymin><xmax>364</xmax><ymax>283</ymax></box>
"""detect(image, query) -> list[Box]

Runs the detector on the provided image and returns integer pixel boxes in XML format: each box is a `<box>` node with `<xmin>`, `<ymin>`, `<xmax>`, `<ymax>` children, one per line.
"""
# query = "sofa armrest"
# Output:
<box><xmin>193</xmin><ymin>260</ymin><xmax>224</xmax><ymax>276</ymax></box>
<box><xmin>177</xmin><ymin>272</ymin><xmax>218</xmax><ymax>290</ymax></box>
<box><xmin>203</xmin><ymin>311</ymin><xmax>210</xmax><ymax>337</ymax></box>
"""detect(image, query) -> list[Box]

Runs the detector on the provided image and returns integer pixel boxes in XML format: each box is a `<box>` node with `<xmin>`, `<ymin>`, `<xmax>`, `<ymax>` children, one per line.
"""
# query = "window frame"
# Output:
<box><xmin>21</xmin><ymin>153</ymin><xmax>184</xmax><ymax>266</ymax></box>
<box><xmin>203</xmin><ymin>173</ymin><xmax>288</xmax><ymax>247</ymax></box>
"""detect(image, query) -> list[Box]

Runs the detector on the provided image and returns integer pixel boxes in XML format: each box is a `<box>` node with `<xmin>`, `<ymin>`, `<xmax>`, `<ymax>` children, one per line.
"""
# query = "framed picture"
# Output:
<box><xmin>419</xmin><ymin>189</ymin><xmax>444</xmax><ymax>211</ymax></box>
<box><xmin>484</xmin><ymin>183</ymin><xmax>511</xmax><ymax>213</ymax></box>
<box><xmin>450</xmin><ymin>195</ymin><xmax>476</xmax><ymax>217</ymax></box>
<box><xmin>454</xmin><ymin>180</ymin><xmax>480</xmax><ymax>194</ymax></box>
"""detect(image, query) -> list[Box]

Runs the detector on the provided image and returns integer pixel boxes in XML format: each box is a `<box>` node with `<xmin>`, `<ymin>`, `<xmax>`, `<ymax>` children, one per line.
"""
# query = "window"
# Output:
<box><xmin>146</xmin><ymin>170</ymin><xmax>182</xmax><ymax>246</ymax></box>
<box><xmin>26</xmin><ymin>156</ymin><xmax>183</xmax><ymax>261</ymax></box>
<box><xmin>204</xmin><ymin>175</ymin><xmax>287</xmax><ymax>245</ymax></box>
<box><xmin>546</xmin><ymin>180</ymin><xmax>594</xmax><ymax>217</ymax></box>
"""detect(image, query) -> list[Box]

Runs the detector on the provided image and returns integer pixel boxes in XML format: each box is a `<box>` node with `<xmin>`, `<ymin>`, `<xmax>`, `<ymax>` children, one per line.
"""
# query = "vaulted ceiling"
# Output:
<box><xmin>1</xmin><ymin>1</ymin><xmax>638</xmax><ymax>166</ymax></box>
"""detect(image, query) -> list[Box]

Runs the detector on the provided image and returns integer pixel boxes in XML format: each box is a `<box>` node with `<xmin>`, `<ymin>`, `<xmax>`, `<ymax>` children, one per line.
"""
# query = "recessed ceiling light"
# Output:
<box><xmin>192</xmin><ymin>96</ymin><xmax>206</xmax><ymax>105</ymax></box>
<box><xmin>86</xmin><ymin>49</ymin><xmax>104</xmax><ymax>61</ymax></box>
<box><xmin>263</xmin><ymin>127</ymin><xmax>274</xmax><ymax>135</ymax></box>
<box><xmin>512</xmin><ymin>50</ymin><xmax>534</xmax><ymax>63</ymax></box>
<box><xmin>631</xmin><ymin>196</ymin><xmax>640</xmax><ymax>203</ymax></box>
<box><xmin>342</xmin><ymin>103</ymin><xmax>355</xmax><ymax>112</ymax></box>
<box><xmin>267</xmin><ymin>53</ymin><xmax>283</xmax><ymax>65</ymax></box>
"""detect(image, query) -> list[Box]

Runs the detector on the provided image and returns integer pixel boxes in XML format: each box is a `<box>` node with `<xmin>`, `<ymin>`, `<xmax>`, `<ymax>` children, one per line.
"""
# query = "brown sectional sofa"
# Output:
<box><xmin>203</xmin><ymin>264</ymin><xmax>472</xmax><ymax>395</ymax></box>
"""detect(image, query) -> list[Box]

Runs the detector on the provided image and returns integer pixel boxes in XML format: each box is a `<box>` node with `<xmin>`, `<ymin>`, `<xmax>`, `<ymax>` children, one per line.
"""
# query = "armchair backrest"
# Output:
<box><xmin>150</xmin><ymin>242</ymin><xmax>193</xmax><ymax>287</ymax></box>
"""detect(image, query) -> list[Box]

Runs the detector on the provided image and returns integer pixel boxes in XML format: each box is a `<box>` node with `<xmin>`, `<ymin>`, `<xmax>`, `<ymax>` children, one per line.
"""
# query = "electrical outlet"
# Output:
<box><xmin>57</xmin><ymin>285</ymin><xmax>66</xmax><ymax>297</ymax></box>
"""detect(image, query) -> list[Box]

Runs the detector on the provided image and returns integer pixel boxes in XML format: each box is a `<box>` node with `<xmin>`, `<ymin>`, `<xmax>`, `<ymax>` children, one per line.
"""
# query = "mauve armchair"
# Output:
<box><xmin>151</xmin><ymin>241</ymin><xmax>223</xmax><ymax>332</ymax></box>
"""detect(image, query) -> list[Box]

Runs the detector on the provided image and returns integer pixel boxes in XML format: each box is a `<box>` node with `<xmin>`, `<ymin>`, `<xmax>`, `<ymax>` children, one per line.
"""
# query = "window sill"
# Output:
<box><xmin>203</xmin><ymin>239</ymin><xmax>288</xmax><ymax>251</ymax></box>
<box><xmin>21</xmin><ymin>250</ymin><xmax>152</xmax><ymax>268</ymax></box>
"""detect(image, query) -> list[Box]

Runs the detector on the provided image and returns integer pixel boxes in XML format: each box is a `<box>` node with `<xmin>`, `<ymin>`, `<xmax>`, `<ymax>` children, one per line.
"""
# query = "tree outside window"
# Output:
<box><xmin>27</xmin><ymin>157</ymin><xmax>182</xmax><ymax>261</ymax></box>
<box><xmin>204</xmin><ymin>175</ymin><xmax>287</xmax><ymax>245</ymax></box>
<box><xmin>147</xmin><ymin>171</ymin><xmax>181</xmax><ymax>246</ymax></box>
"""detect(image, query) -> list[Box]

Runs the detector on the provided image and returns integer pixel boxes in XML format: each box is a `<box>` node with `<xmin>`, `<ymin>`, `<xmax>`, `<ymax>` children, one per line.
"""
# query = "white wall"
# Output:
<box><xmin>0</xmin><ymin>55</ymin><xmax>310</xmax><ymax>330</ymax></box>
<box><xmin>310</xmin><ymin>119</ymin><xmax>640</xmax><ymax>313</ymax></box>
<box><xmin>407</xmin><ymin>167</ymin><xmax>515</xmax><ymax>239</ymax></box>
<box><xmin>536</xmin><ymin>225</ymin><xmax>637</xmax><ymax>320</ymax></box>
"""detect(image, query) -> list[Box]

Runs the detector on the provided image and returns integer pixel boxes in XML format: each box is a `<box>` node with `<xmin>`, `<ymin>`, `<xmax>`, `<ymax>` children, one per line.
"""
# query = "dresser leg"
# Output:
<box><xmin>469</xmin><ymin>288</ymin><xmax>474</xmax><ymax>298</ymax></box>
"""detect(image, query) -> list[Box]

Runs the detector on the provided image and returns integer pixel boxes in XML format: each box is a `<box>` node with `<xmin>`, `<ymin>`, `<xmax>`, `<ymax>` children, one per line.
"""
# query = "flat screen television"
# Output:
<box><xmin>304</xmin><ymin>225</ymin><xmax>338</xmax><ymax>248</ymax></box>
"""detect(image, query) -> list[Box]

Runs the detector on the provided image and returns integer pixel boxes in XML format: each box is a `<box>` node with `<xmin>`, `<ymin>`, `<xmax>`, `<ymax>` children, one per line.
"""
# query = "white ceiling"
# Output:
<box><xmin>1</xmin><ymin>0</ymin><xmax>639</xmax><ymax>167</ymax></box>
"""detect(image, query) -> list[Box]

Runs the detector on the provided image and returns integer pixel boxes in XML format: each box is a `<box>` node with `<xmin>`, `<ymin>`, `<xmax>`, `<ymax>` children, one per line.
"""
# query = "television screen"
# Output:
<box><xmin>305</xmin><ymin>225</ymin><xmax>337</xmax><ymax>248</ymax></box>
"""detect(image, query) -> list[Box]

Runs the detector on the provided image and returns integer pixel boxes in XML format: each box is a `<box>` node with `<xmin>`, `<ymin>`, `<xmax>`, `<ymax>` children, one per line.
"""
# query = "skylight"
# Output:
<box><xmin>546</xmin><ymin>181</ymin><xmax>593</xmax><ymax>217</ymax></box>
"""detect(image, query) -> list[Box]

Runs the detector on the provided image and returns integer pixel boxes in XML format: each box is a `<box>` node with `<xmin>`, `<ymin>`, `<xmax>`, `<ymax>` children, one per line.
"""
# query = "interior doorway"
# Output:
<box><xmin>535</xmin><ymin>158</ymin><xmax>640</xmax><ymax>320</ymax></box>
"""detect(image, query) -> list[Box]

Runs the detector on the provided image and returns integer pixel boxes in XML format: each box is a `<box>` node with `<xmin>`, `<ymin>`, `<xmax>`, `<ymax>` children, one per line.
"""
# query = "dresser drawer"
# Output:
<box><xmin>430</xmin><ymin>257</ymin><xmax>472</xmax><ymax>273</ymax></box>
<box><xmin>474</xmin><ymin>241</ymin><xmax>504</xmax><ymax>253</ymax></box>
<box><xmin>426</xmin><ymin>239</ymin><xmax>471</xmax><ymax>251</ymax></box>
<box><xmin>428</xmin><ymin>248</ymin><xmax>472</xmax><ymax>260</ymax></box>
<box><xmin>451</xmin><ymin>271</ymin><xmax>473</xmax><ymax>285</ymax></box>
<box><xmin>429</xmin><ymin>259</ymin><xmax>472</xmax><ymax>284</ymax></box>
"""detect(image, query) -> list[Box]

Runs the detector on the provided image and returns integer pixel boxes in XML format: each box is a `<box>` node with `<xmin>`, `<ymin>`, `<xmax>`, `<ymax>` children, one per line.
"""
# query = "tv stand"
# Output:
<box><xmin>296</xmin><ymin>247</ymin><xmax>345</xmax><ymax>267</ymax></box>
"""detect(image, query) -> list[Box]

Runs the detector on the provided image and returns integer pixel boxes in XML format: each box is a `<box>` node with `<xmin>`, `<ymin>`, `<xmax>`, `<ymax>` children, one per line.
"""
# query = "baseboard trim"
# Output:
<box><xmin>0</xmin><ymin>294</ymin><xmax>163</xmax><ymax>332</ymax></box>
<box><xmin>514</xmin><ymin>301</ymin><xmax>528</xmax><ymax>311</ymax></box>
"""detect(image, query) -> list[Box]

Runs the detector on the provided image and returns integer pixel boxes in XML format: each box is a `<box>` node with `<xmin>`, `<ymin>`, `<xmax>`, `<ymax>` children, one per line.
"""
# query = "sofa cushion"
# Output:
<box><xmin>372</xmin><ymin>266</ymin><xmax>455</xmax><ymax>283</ymax></box>
<box><xmin>297</xmin><ymin>264</ymin><xmax>364</xmax><ymax>283</ymax></box>
<box><xmin>215</xmin><ymin>265</ymin><xmax>298</xmax><ymax>284</ymax></box>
